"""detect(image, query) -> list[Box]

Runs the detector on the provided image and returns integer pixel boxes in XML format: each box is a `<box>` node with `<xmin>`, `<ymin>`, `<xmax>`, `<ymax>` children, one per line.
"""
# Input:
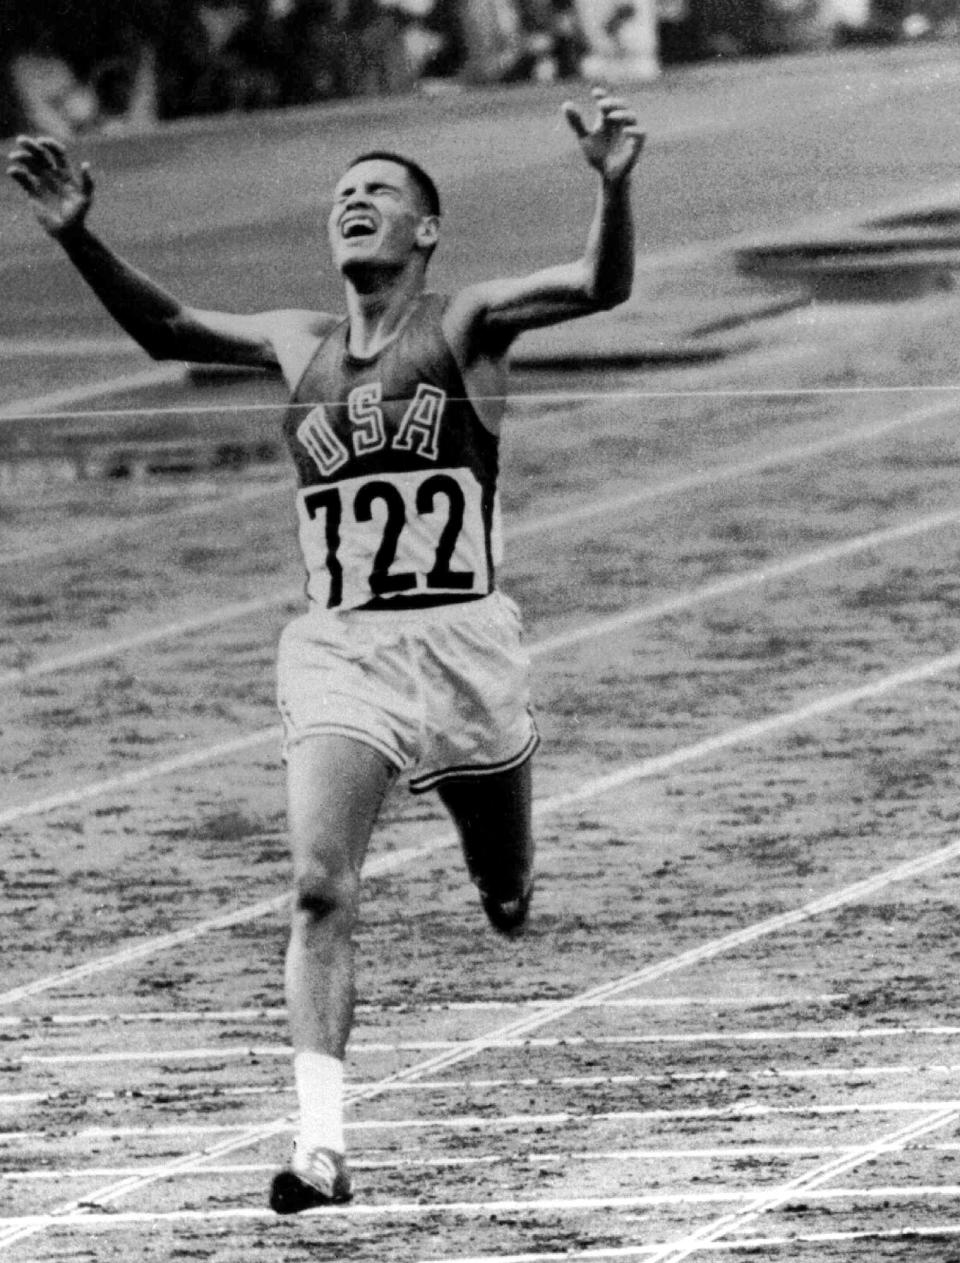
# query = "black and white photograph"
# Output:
<box><xmin>3</xmin><ymin>1</ymin><xmax>960</xmax><ymax>1258</ymax></box>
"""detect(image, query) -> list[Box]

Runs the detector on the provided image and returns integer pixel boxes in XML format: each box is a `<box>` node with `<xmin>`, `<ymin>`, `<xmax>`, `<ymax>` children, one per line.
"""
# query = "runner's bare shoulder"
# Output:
<box><xmin>263</xmin><ymin>308</ymin><xmax>343</xmax><ymax>386</ymax></box>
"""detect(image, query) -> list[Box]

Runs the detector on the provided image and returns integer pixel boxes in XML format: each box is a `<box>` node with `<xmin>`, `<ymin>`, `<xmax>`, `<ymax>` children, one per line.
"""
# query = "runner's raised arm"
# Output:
<box><xmin>5</xmin><ymin>135</ymin><xmax>322</xmax><ymax>376</ymax></box>
<box><xmin>444</xmin><ymin>87</ymin><xmax>645</xmax><ymax>358</ymax></box>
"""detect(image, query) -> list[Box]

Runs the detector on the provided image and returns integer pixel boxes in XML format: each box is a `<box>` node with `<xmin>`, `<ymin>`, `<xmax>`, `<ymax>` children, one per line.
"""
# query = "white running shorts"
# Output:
<box><xmin>276</xmin><ymin>591</ymin><xmax>539</xmax><ymax>793</ymax></box>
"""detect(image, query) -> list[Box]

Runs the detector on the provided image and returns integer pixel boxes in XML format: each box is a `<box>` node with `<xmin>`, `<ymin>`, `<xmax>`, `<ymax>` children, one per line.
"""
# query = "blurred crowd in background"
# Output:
<box><xmin>1</xmin><ymin>0</ymin><xmax>958</xmax><ymax>140</ymax></box>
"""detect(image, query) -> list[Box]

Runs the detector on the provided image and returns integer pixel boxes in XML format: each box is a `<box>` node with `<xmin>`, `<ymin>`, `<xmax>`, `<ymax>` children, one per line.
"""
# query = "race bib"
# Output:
<box><xmin>297</xmin><ymin>467</ymin><xmax>497</xmax><ymax>609</ymax></box>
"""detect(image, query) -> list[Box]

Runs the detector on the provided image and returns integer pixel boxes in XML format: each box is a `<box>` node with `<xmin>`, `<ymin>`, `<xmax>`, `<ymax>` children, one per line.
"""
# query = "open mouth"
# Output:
<box><xmin>340</xmin><ymin>214</ymin><xmax>377</xmax><ymax>240</ymax></box>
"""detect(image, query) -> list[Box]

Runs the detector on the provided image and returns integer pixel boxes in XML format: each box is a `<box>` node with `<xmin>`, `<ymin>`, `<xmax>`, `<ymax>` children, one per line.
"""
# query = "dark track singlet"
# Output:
<box><xmin>283</xmin><ymin>293</ymin><xmax>502</xmax><ymax>611</ymax></box>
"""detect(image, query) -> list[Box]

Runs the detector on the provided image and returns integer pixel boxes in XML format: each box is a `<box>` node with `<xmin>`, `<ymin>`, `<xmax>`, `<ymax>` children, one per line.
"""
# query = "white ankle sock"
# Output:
<box><xmin>294</xmin><ymin>1051</ymin><xmax>345</xmax><ymax>1156</ymax></box>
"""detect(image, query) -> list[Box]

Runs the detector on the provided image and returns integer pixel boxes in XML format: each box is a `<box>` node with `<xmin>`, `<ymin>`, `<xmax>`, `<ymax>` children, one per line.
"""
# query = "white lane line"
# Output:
<box><xmin>531</xmin><ymin>503</ymin><xmax>960</xmax><ymax>656</ymax></box>
<box><xmin>647</xmin><ymin>1106</ymin><xmax>960</xmax><ymax>1263</ymax></box>
<box><xmin>3</xmin><ymin>390</ymin><xmax>954</xmax><ymax>656</ymax></box>
<box><xmin>8</xmin><ymin>498</ymin><xmax>960</xmax><ymax>832</ymax></box>
<box><xmin>0</xmin><ymin>728</ymin><xmax>283</xmax><ymax>829</ymax></box>
<box><xmin>0</xmin><ymin>384</ymin><xmax>639</xmax><ymax>571</ymax></box>
<box><xmin>5</xmin><ymin>1181</ymin><xmax>960</xmax><ymax>1231</ymax></box>
<box><xmin>6</xmin><ymin>651</ymin><xmax>960</xmax><ymax>1004</ymax></box>
<box><xmin>33</xmin><ymin>606</ymin><xmax>953</xmax><ymax>839</ymax></box>
<box><xmin>15</xmin><ymin>1025</ymin><xmax>960</xmax><ymax>1065</ymax></box>
<box><xmin>9</xmin><ymin>1141</ymin><xmax>957</xmax><ymax>1181</ymax></box>
<box><xmin>0</xmin><ymin>590</ymin><xmax>302</xmax><ymax>686</ymax></box>
<box><xmin>415</xmin><ymin>1222</ymin><xmax>960</xmax><ymax>1263</ymax></box>
<box><xmin>0</xmin><ymin>477</ymin><xmax>291</xmax><ymax>571</ymax></box>
<box><xmin>0</xmin><ymin>837</ymin><xmax>441</xmax><ymax>1006</ymax></box>
<box><xmin>6</xmin><ymin>1061</ymin><xmax>960</xmax><ymax>1109</ymax></box>
<box><xmin>5</xmin><ymin>1099</ymin><xmax>958</xmax><ymax>1145</ymax></box>
<box><xmin>6</xmin><ymin>851</ymin><xmax>960</xmax><ymax>1258</ymax></box>
<box><xmin>5</xmin><ymin>383</ymin><xmax>960</xmax><ymax>421</ymax></box>
<box><xmin>0</xmin><ymin>993</ymin><xmax>848</xmax><ymax>1027</ymax></box>
<box><xmin>0</xmin><ymin>366</ymin><xmax>185</xmax><ymax>423</ymax></box>
<box><xmin>13</xmin><ymin>1140</ymin><xmax>959</xmax><ymax>1181</ymax></box>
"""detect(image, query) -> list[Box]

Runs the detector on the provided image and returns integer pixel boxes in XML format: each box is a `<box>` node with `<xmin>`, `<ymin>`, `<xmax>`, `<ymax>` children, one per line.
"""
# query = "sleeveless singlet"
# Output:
<box><xmin>283</xmin><ymin>292</ymin><xmax>502</xmax><ymax>612</ymax></box>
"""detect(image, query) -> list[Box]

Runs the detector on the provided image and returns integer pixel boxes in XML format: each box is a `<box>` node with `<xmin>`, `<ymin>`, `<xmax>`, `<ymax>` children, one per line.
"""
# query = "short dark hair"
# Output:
<box><xmin>345</xmin><ymin>150</ymin><xmax>441</xmax><ymax>218</ymax></box>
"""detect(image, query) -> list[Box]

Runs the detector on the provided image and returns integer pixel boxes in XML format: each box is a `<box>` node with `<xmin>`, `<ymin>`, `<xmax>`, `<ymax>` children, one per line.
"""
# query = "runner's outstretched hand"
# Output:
<box><xmin>6</xmin><ymin>135</ymin><xmax>94</xmax><ymax>238</ymax></box>
<box><xmin>563</xmin><ymin>87</ymin><xmax>645</xmax><ymax>184</ymax></box>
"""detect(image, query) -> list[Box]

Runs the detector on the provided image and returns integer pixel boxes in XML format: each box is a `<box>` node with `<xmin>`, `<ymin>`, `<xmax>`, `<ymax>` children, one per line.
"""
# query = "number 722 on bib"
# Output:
<box><xmin>296</xmin><ymin>467</ymin><xmax>501</xmax><ymax>609</ymax></box>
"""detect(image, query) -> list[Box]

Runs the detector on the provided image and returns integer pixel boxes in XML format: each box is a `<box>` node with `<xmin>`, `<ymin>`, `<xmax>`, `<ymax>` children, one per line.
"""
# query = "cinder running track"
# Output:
<box><xmin>3</xmin><ymin>41</ymin><xmax>960</xmax><ymax>1262</ymax></box>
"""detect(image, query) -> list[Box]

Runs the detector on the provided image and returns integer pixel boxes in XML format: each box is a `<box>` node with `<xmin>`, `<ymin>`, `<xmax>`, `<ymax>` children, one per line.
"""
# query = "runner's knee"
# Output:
<box><xmin>293</xmin><ymin>862</ymin><xmax>359</xmax><ymax>924</ymax></box>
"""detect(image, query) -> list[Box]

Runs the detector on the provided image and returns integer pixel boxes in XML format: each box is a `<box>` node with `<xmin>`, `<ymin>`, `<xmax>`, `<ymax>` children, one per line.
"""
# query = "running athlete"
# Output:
<box><xmin>7</xmin><ymin>88</ymin><xmax>643</xmax><ymax>1212</ymax></box>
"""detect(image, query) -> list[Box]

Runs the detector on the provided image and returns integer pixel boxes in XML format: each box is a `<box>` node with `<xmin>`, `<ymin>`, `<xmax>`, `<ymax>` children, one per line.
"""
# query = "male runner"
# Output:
<box><xmin>7</xmin><ymin>88</ymin><xmax>643</xmax><ymax>1211</ymax></box>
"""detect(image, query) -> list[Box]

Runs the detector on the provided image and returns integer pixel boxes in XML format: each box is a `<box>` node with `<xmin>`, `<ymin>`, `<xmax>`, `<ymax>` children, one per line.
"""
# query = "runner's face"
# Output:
<box><xmin>328</xmin><ymin>159</ymin><xmax>432</xmax><ymax>272</ymax></box>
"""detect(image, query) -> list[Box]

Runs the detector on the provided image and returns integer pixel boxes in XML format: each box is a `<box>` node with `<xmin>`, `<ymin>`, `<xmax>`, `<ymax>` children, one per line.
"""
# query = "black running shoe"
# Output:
<box><xmin>481</xmin><ymin>882</ymin><xmax>533</xmax><ymax>936</ymax></box>
<box><xmin>269</xmin><ymin>1146</ymin><xmax>353</xmax><ymax>1213</ymax></box>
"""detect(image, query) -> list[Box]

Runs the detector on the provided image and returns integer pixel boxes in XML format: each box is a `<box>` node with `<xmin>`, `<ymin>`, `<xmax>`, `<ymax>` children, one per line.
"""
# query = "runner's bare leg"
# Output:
<box><xmin>438</xmin><ymin>760</ymin><xmax>535</xmax><ymax>931</ymax></box>
<box><xmin>270</xmin><ymin>734</ymin><xmax>393</xmax><ymax>1207</ymax></box>
<box><xmin>285</xmin><ymin>734</ymin><xmax>394</xmax><ymax>1058</ymax></box>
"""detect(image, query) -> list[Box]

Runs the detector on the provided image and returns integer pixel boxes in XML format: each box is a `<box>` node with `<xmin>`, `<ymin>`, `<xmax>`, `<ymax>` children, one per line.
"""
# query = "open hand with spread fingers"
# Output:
<box><xmin>563</xmin><ymin>86</ymin><xmax>645</xmax><ymax>184</ymax></box>
<box><xmin>7</xmin><ymin>135</ymin><xmax>94</xmax><ymax>238</ymax></box>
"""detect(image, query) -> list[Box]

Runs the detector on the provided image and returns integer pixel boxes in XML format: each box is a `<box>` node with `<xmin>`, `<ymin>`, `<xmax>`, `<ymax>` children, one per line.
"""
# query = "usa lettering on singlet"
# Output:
<box><xmin>282</xmin><ymin>293</ymin><xmax>503</xmax><ymax>611</ymax></box>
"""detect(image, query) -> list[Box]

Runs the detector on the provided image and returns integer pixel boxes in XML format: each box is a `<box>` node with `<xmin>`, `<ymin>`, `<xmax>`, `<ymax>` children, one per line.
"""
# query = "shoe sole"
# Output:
<box><xmin>269</xmin><ymin>1169</ymin><xmax>353</xmax><ymax>1214</ymax></box>
<box><xmin>482</xmin><ymin>884</ymin><xmax>533</xmax><ymax>936</ymax></box>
